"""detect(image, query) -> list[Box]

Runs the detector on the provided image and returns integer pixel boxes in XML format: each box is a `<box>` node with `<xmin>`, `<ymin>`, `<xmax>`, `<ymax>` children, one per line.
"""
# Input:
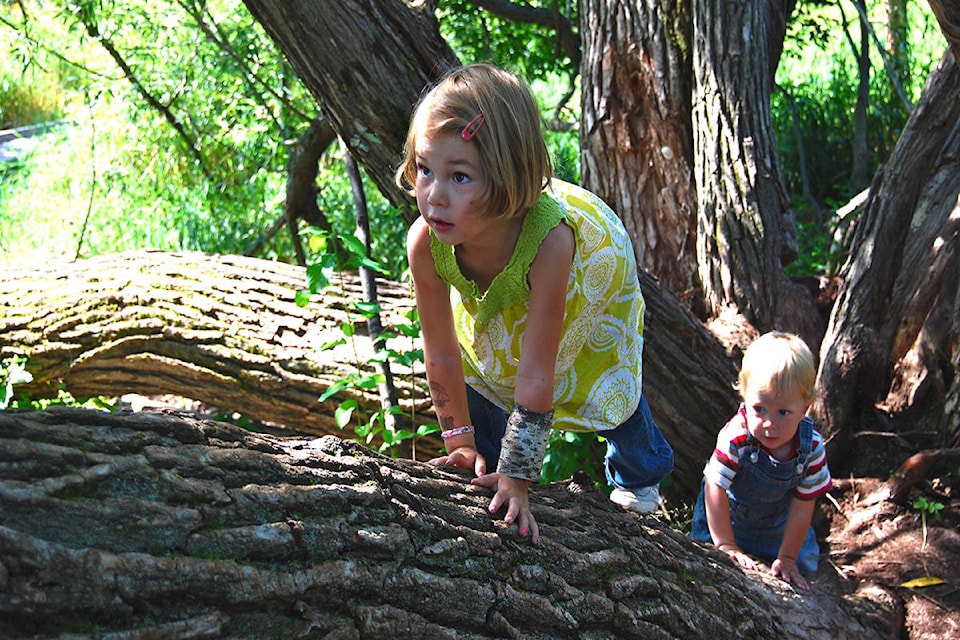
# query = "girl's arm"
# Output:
<box><xmin>772</xmin><ymin>496</ymin><xmax>816</xmax><ymax>590</ymax></box>
<box><xmin>474</xmin><ymin>221</ymin><xmax>574</xmax><ymax>544</ymax></box>
<box><xmin>515</xmin><ymin>221</ymin><xmax>574</xmax><ymax>411</ymax></box>
<box><xmin>704</xmin><ymin>481</ymin><xmax>759</xmax><ymax>571</ymax></box>
<box><xmin>406</xmin><ymin>219</ymin><xmax>480</xmax><ymax>472</ymax></box>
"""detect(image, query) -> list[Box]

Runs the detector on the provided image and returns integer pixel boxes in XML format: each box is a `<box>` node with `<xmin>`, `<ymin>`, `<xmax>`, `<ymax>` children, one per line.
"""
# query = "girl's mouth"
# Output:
<box><xmin>430</xmin><ymin>218</ymin><xmax>453</xmax><ymax>232</ymax></box>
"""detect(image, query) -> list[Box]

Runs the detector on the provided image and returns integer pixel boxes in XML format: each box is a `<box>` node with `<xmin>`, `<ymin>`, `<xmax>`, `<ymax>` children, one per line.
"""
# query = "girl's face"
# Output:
<box><xmin>742</xmin><ymin>382</ymin><xmax>808</xmax><ymax>457</ymax></box>
<box><xmin>414</xmin><ymin>132</ymin><xmax>496</xmax><ymax>247</ymax></box>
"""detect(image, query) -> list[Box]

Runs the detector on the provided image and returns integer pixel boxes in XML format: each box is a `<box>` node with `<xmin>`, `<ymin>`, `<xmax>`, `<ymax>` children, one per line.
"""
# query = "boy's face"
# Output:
<box><xmin>742</xmin><ymin>382</ymin><xmax>809</xmax><ymax>456</ymax></box>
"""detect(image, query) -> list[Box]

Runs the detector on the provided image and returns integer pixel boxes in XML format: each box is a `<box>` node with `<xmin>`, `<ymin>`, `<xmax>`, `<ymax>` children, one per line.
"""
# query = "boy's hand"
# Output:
<box><xmin>772</xmin><ymin>557</ymin><xmax>810</xmax><ymax>590</ymax></box>
<box><xmin>472</xmin><ymin>473</ymin><xmax>539</xmax><ymax>544</ymax></box>
<box><xmin>429</xmin><ymin>446</ymin><xmax>487</xmax><ymax>478</ymax></box>
<box><xmin>719</xmin><ymin>544</ymin><xmax>760</xmax><ymax>572</ymax></box>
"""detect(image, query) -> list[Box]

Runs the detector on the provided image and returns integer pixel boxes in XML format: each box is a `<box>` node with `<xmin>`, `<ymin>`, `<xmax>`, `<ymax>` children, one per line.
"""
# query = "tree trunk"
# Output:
<box><xmin>240</xmin><ymin>0</ymin><xmax>460</xmax><ymax>220</ymax></box>
<box><xmin>0</xmin><ymin>251</ymin><xmax>736</xmax><ymax>502</ymax></box>
<box><xmin>850</xmin><ymin>0</ymin><xmax>873</xmax><ymax>193</ymax></box>
<box><xmin>812</xmin><ymin>51</ymin><xmax>960</xmax><ymax>455</ymax></box>
<box><xmin>0</xmin><ymin>407</ymin><xmax>895</xmax><ymax>639</ymax></box>
<box><xmin>0</xmin><ymin>251</ymin><xmax>430</xmax><ymax>447</ymax></box>
<box><xmin>691</xmin><ymin>0</ymin><xmax>823</xmax><ymax>345</ymax></box>
<box><xmin>579</xmin><ymin>0</ymin><xmax>700</xmax><ymax>301</ymax></box>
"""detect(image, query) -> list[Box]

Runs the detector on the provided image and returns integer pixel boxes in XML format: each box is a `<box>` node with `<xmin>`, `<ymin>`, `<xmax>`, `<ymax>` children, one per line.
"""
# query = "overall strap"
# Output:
<box><xmin>794</xmin><ymin>417</ymin><xmax>815</xmax><ymax>475</ymax></box>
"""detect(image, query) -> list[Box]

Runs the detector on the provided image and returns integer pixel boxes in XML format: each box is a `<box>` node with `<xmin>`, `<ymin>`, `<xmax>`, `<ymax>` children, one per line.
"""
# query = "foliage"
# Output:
<box><xmin>541</xmin><ymin>430</ymin><xmax>606</xmax><ymax>485</ymax></box>
<box><xmin>299</xmin><ymin>228</ymin><xmax>438</xmax><ymax>457</ymax></box>
<box><xmin>438</xmin><ymin>0</ymin><xmax>578</xmax><ymax>80</ymax></box>
<box><xmin>0</xmin><ymin>0</ymin><xmax>316</xmax><ymax>268</ymax></box>
<box><xmin>0</xmin><ymin>356</ymin><xmax>32</xmax><ymax>409</ymax></box>
<box><xmin>773</xmin><ymin>0</ymin><xmax>943</xmax><ymax>276</ymax></box>
<box><xmin>913</xmin><ymin>496</ymin><xmax>945</xmax><ymax>522</ymax></box>
<box><xmin>0</xmin><ymin>355</ymin><xmax>116</xmax><ymax>411</ymax></box>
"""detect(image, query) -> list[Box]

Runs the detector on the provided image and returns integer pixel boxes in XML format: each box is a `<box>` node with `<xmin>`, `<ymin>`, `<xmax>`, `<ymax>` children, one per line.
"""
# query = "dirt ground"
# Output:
<box><xmin>811</xmin><ymin>433</ymin><xmax>960</xmax><ymax>640</ymax></box>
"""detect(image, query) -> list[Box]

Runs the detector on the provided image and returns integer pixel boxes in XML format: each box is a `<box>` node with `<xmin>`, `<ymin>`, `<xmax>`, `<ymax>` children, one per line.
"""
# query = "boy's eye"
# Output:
<box><xmin>416</xmin><ymin>163</ymin><xmax>432</xmax><ymax>178</ymax></box>
<box><xmin>752</xmin><ymin>405</ymin><xmax>766</xmax><ymax>416</ymax></box>
<box><xmin>778</xmin><ymin>409</ymin><xmax>791</xmax><ymax>417</ymax></box>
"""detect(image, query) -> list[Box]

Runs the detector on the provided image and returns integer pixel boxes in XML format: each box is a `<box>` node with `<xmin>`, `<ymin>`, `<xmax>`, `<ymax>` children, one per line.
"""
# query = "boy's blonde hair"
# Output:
<box><xmin>395</xmin><ymin>64</ymin><xmax>553</xmax><ymax>219</ymax></box>
<box><xmin>737</xmin><ymin>331</ymin><xmax>817</xmax><ymax>405</ymax></box>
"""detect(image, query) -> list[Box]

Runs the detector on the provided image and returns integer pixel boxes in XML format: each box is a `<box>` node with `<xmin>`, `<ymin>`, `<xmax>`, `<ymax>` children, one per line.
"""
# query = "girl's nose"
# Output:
<box><xmin>427</xmin><ymin>181</ymin><xmax>446</xmax><ymax>207</ymax></box>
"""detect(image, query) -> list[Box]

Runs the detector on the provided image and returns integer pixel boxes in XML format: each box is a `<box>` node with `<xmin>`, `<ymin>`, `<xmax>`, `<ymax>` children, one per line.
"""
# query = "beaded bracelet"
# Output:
<box><xmin>441</xmin><ymin>424</ymin><xmax>475</xmax><ymax>439</ymax></box>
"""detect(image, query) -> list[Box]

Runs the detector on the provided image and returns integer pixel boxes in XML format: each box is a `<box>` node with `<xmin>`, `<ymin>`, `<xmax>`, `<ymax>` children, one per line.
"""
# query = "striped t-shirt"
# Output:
<box><xmin>702</xmin><ymin>405</ymin><xmax>832</xmax><ymax>499</ymax></box>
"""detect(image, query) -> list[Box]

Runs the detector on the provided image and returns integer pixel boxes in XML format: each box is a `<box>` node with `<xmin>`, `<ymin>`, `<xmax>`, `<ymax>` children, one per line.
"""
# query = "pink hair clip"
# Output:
<box><xmin>461</xmin><ymin>113</ymin><xmax>485</xmax><ymax>141</ymax></box>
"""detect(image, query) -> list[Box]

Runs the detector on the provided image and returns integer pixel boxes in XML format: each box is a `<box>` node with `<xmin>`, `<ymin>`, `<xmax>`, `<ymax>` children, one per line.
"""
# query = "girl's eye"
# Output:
<box><xmin>778</xmin><ymin>409</ymin><xmax>791</xmax><ymax>417</ymax></box>
<box><xmin>417</xmin><ymin>164</ymin><xmax>432</xmax><ymax>178</ymax></box>
<box><xmin>453</xmin><ymin>172</ymin><xmax>470</xmax><ymax>184</ymax></box>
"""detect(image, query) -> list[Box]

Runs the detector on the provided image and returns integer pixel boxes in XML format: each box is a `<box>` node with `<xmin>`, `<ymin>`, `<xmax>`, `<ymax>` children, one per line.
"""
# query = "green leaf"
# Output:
<box><xmin>395</xmin><ymin>322</ymin><xmax>420</xmax><ymax>338</ymax></box>
<box><xmin>355</xmin><ymin>373</ymin><xmax>385</xmax><ymax>390</ymax></box>
<box><xmin>352</xmin><ymin>301</ymin><xmax>381</xmax><ymax>318</ymax></box>
<box><xmin>319</xmin><ymin>378</ymin><xmax>353</xmax><ymax>402</ymax></box>
<box><xmin>416</xmin><ymin>424</ymin><xmax>441</xmax><ymax>438</ymax></box>
<box><xmin>317</xmin><ymin>337</ymin><xmax>347</xmax><ymax>352</ymax></box>
<box><xmin>334</xmin><ymin>400</ymin><xmax>357</xmax><ymax>428</ymax></box>
<box><xmin>305</xmin><ymin>262</ymin><xmax>331</xmax><ymax>293</ymax></box>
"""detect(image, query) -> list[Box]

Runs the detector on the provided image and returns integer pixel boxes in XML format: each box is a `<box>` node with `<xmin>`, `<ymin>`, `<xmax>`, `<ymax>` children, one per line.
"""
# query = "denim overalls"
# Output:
<box><xmin>466</xmin><ymin>386</ymin><xmax>674</xmax><ymax>490</ymax></box>
<box><xmin>691</xmin><ymin>417</ymin><xmax>820</xmax><ymax>573</ymax></box>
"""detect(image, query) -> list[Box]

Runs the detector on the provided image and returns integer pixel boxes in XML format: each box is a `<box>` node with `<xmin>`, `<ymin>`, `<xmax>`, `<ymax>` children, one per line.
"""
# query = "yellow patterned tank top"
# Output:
<box><xmin>429</xmin><ymin>179</ymin><xmax>645</xmax><ymax>432</ymax></box>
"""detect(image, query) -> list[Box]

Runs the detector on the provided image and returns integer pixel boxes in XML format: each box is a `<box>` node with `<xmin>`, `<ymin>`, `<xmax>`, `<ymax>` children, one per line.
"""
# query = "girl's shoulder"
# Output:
<box><xmin>406</xmin><ymin>216</ymin><xmax>432</xmax><ymax>256</ymax></box>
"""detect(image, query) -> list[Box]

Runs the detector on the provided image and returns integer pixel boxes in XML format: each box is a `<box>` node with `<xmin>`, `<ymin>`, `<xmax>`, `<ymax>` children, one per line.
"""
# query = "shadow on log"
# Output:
<box><xmin>0</xmin><ymin>407</ymin><xmax>895</xmax><ymax>639</ymax></box>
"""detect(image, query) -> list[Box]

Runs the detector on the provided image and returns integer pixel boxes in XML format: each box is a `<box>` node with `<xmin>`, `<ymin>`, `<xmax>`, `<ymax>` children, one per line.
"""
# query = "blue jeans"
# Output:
<box><xmin>466</xmin><ymin>386</ymin><xmax>674</xmax><ymax>489</ymax></box>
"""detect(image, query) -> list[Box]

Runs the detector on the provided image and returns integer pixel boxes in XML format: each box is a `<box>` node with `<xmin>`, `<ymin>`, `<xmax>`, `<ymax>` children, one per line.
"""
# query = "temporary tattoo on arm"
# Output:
<box><xmin>429</xmin><ymin>382</ymin><xmax>451</xmax><ymax>408</ymax></box>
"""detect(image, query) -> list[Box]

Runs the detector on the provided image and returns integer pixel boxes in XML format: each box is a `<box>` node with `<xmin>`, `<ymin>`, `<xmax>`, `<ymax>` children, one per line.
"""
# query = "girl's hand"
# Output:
<box><xmin>429</xmin><ymin>446</ymin><xmax>487</xmax><ymax>477</ymax></box>
<box><xmin>719</xmin><ymin>544</ymin><xmax>760</xmax><ymax>572</ymax></box>
<box><xmin>772</xmin><ymin>557</ymin><xmax>810</xmax><ymax>590</ymax></box>
<box><xmin>472</xmin><ymin>473</ymin><xmax>539</xmax><ymax>544</ymax></box>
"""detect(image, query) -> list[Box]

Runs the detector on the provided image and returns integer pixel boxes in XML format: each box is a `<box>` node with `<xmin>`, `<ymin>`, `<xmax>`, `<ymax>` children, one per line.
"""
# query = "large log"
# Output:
<box><xmin>1</xmin><ymin>250</ymin><xmax>427</xmax><ymax>440</ymax></box>
<box><xmin>0</xmin><ymin>407</ymin><xmax>894</xmax><ymax>639</ymax></box>
<box><xmin>2</xmin><ymin>250</ymin><xmax>739</xmax><ymax>501</ymax></box>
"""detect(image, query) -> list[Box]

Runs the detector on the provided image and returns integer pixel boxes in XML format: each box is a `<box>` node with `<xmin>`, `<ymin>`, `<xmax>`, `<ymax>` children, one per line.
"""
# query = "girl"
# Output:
<box><xmin>397</xmin><ymin>64</ymin><xmax>673</xmax><ymax>544</ymax></box>
<box><xmin>690</xmin><ymin>331</ymin><xmax>832</xmax><ymax>590</ymax></box>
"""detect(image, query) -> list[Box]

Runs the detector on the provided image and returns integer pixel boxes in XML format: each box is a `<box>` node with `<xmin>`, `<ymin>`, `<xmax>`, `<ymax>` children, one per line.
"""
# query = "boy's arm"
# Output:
<box><xmin>772</xmin><ymin>496</ymin><xmax>816</xmax><ymax>590</ymax></box>
<box><xmin>406</xmin><ymin>219</ymin><xmax>480</xmax><ymax>472</ymax></box>
<box><xmin>704</xmin><ymin>481</ymin><xmax>759</xmax><ymax>571</ymax></box>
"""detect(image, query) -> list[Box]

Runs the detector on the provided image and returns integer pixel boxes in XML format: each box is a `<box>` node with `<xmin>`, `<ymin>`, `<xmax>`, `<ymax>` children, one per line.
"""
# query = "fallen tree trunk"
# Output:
<box><xmin>0</xmin><ymin>407</ymin><xmax>894</xmax><ymax>639</ymax></box>
<box><xmin>1</xmin><ymin>250</ymin><xmax>739</xmax><ymax>500</ymax></box>
<box><xmin>1</xmin><ymin>250</ymin><xmax>427</xmax><ymax>440</ymax></box>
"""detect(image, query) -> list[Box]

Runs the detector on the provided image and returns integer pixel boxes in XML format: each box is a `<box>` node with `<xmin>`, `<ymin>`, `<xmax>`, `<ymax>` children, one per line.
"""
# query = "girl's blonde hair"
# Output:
<box><xmin>737</xmin><ymin>331</ymin><xmax>817</xmax><ymax>405</ymax></box>
<box><xmin>395</xmin><ymin>63</ymin><xmax>553</xmax><ymax>219</ymax></box>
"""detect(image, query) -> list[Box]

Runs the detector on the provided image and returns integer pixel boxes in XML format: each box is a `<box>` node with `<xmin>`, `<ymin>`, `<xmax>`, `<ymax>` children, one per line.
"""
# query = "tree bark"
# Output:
<box><xmin>812</xmin><ymin>52</ymin><xmax>960</xmax><ymax>454</ymax></box>
<box><xmin>0</xmin><ymin>251</ymin><xmax>430</xmax><ymax>447</ymax></box>
<box><xmin>691</xmin><ymin>0</ymin><xmax>823</xmax><ymax>345</ymax></box>
<box><xmin>0</xmin><ymin>407</ymin><xmax>895</xmax><ymax>639</ymax></box>
<box><xmin>579</xmin><ymin>0</ymin><xmax>700</xmax><ymax>301</ymax></box>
